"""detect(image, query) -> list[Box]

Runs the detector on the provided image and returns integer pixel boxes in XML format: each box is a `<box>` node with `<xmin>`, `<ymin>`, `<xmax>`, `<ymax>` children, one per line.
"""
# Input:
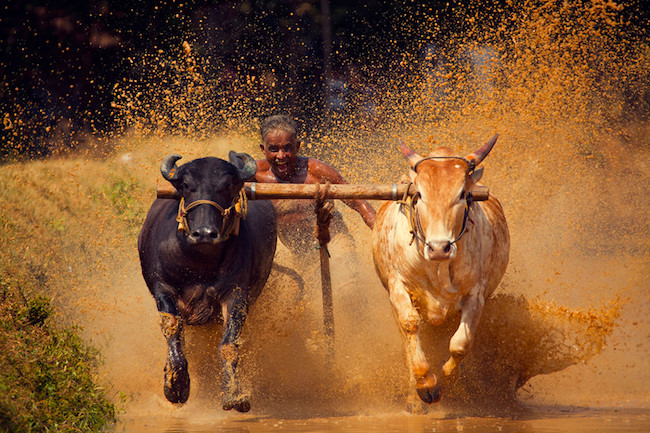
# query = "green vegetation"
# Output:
<box><xmin>0</xmin><ymin>157</ymin><xmax>152</xmax><ymax>432</ymax></box>
<box><xmin>102</xmin><ymin>175</ymin><xmax>148</xmax><ymax>234</ymax></box>
<box><xmin>0</xmin><ymin>281</ymin><xmax>116</xmax><ymax>433</ymax></box>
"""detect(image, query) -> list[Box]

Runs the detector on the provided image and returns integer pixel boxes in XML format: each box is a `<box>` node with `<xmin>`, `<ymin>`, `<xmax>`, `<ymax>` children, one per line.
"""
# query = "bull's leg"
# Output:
<box><xmin>442</xmin><ymin>289</ymin><xmax>485</xmax><ymax>377</ymax></box>
<box><xmin>388</xmin><ymin>276</ymin><xmax>441</xmax><ymax>410</ymax></box>
<box><xmin>219</xmin><ymin>289</ymin><xmax>250</xmax><ymax>413</ymax></box>
<box><xmin>155</xmin><ymin>290</ymin><xmax>190</xmax><ymax>404</ymax></box>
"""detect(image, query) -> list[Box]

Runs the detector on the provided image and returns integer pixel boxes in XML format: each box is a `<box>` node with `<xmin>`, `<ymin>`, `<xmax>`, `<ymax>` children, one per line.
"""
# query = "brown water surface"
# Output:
<box><xmin>116</xmin><ymin>408</ymin><xmax>650</xmax><ymax>433</ymax></box>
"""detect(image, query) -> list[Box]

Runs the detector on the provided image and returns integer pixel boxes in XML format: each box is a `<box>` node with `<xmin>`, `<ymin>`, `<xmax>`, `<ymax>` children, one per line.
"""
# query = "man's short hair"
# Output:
<box><xmin>260</xmin><ymin>115</ymin><xmax>298</xmax><ymax>141</ymax></box>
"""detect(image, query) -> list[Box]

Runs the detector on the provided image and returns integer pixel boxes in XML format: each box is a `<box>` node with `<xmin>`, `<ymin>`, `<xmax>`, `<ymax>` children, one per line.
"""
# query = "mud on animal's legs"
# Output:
<box><xmin>443</xmin><ymin>290</ymin><xmax>485</xmax><ymax>377</ymax></box>
<box><xmin>219</xmin><ymin>290</ymin><xmax>251</xmax><ymax>413</ymax></box>
<box><xmin>158</xmin><ymin>309</ymin><xmax>190</xmax><ymax>404</ymax></box>
<box><xmin>154</xmin><ymin>290</ymin><xmax>190</xmax><ymax>404</ymax></box>
<box><xmin>388</xmin><ymin>278</ymin><xmax>440</xmax><ymax>407</ymax></box>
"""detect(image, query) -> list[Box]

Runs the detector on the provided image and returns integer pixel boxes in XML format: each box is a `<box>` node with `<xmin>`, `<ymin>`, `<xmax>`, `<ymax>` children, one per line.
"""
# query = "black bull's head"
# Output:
<box><xmin>160</xmin><ymin>151</ymin><xmax>257</xmax><ymax>247</ymax></box>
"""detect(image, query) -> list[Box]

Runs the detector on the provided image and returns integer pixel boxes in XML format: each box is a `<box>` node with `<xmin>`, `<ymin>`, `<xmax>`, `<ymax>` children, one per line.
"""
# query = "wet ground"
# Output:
<box><xmin>116</xmin><ymin>407</ymin><xmax>650</xmax><ymax>433</ymax></box>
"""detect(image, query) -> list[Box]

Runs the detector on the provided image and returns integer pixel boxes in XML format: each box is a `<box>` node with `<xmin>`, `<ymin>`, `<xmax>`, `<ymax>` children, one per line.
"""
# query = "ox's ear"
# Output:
<box><xmin>228</xmin><ymin>151</ymin><xmax>257</xmax><ymax>181</ymax></box>
<box><xmin>399</xmin><ymin>139</ymin><xmax>423</xmax><ymax>170</ymax></box>
<box><xmin>469</xmin><ymin>167</ymin><xmax>483</xmax><ymax>185</ymax></box>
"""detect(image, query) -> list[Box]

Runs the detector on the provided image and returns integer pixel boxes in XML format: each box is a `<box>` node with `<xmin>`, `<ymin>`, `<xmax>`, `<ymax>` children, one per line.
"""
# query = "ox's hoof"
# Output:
<box><xmin>222</xmin><ymin>395</ymin><xmax>251</xmax><ymax>413</ymax></box>
<box><xmin>406</xmin><ymin>398</ymin><xmax>428</xmax><ymax>414</ymax></box>
<box><xmin>164</xmin><ymin>360</ymin><xmax>190</xmax><ymax>404</ymax></box>
<box><xmin>417</xmin><ymin>385</ymin><xmax>442</xmax><ymax>404</ymax></box>
<box><xmin>442</xmin><ymin>357</ymin><xmax>462</xmax><ymax>378</ymax></box>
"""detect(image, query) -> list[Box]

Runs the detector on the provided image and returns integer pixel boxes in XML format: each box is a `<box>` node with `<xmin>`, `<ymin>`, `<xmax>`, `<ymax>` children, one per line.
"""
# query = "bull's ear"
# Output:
<box><xmin>469</xmin><ymin>167</ymin><xmax>483</xmax><ymax>185</ymax></box>
<box><xmin>228</xmin><ymin>151</ymin><xmax>257</xmax><ymax>180</ymax></box>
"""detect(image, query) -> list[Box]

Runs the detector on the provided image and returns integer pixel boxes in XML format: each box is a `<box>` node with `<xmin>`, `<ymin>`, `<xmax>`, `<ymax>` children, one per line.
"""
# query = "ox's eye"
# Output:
<box><xmin>459</xmin><ymin>190</ymin><xmax>466</xmax><ymax>200</ymax></box>
<box><xmin>181</xmin><ymin>182</ymin><xmax>196</xmax><ymax>193</ymax></box>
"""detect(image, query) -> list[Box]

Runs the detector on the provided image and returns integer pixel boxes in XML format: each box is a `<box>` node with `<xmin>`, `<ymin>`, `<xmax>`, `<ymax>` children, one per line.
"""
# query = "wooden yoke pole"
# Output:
<box><xmin>157</xmin><ymin>182</ymin><xmax>490</xmax><ymax>201</ymax></box>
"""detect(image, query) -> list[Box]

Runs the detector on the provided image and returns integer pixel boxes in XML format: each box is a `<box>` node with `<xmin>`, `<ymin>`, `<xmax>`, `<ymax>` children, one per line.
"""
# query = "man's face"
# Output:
<box><xmin>260</xmin><ymin>129</ymin><xmax>300</xmax><ymax>179</ymax></box>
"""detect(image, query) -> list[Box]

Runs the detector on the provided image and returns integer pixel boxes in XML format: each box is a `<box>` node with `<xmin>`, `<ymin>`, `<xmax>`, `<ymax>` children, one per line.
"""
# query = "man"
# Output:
<box><xmin>255</xmin><ymin>115</ymin><xmax>375</xmax><ymax>368</ymax></box>
<box><xmin>255</xmin><ymin>114</ymin><xmax>375</xmax><ymax>255</ymax></box>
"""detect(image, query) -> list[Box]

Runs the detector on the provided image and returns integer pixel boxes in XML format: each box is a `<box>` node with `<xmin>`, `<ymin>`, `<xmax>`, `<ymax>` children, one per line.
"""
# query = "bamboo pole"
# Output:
<box><xmin>156</xmin><ymin>182</ymin><xmax>490</xmax><ymax>201</ymax></box>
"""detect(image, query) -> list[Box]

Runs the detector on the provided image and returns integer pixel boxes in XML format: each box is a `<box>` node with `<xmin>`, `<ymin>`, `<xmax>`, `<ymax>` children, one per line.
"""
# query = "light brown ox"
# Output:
<box><xmin>372</xmin><ymin>135</ymin><xmax>510</xmax><ymax>409</ymax></box>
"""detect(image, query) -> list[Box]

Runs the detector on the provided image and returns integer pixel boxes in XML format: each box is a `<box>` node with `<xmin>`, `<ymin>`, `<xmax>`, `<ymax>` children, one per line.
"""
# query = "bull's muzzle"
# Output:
<box><xmin>424</xmin><ymin>240</ymin><xmax>457</xmax><ymax>261</ymax></box>
<box><xmin>187</xmin><ymin>225</ymin><xmax>222</xmax><ymax>246</ymax></box>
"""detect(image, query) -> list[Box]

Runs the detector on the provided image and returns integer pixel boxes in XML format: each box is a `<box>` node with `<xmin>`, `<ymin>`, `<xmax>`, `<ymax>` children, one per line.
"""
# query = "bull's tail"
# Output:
<box><xmin>271</xmin><ymin>262</ymin><xmax>306</xmax><ymax>301</ymax></box>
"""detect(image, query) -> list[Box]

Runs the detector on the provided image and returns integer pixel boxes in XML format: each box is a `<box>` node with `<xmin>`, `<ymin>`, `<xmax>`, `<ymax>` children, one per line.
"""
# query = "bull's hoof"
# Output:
<box><xmin>406</xmin><ymin>397</ymin><xmax>428</xmax><ymax>414</ymax></box>
<box><xmin>164</xmin><ymin>359</ymin><xmax>190</xmax><ymax>404</ymax></box>
<box><xmin>222</xmin><ymin>395</ymin><xmax>251</xmax><ymax>413</ymax></box>
<box><xmin>417</xmin><ymin>384</ymin><xmax>442</xmax><ymax>404</ymax></box>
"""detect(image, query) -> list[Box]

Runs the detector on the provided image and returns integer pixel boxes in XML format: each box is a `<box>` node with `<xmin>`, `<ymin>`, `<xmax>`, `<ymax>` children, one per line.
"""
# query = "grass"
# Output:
<box><xmin>0</xmin><ymin>155</ymin><xmax>150</xmax><ymax>432</ymax></box>
<box><xmin>0</xmin><ymin>281</ymin><xmax>116</xmax><ymax>433</ymax></box>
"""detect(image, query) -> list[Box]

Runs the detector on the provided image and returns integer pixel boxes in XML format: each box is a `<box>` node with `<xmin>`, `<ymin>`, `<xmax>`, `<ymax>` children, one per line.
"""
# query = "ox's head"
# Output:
<box><xmin>400</xmin><ymin>135</ymin><xmax>498</xmax><ymax>261</ymax></box>
<box><xmin>160</xmin><ymin>151</ymin><xmax>257</xmax><ymax>249</ymax></box>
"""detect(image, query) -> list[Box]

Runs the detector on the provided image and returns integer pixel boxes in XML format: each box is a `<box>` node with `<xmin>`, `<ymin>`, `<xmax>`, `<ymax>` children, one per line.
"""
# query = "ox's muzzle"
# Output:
<box><xmin>176</xmin><ymin>192</ymin><xmax>246</xmax><ymax>246</ymax></box>
<box><xmin>423</xmin><ymin>239</ymin><xmax>457</xmax><ymax>261</ymax></box>
<box><xmin>188</xmin><ymin>225</ymin><xmax>222</xmax><ymax>246</ymax></box>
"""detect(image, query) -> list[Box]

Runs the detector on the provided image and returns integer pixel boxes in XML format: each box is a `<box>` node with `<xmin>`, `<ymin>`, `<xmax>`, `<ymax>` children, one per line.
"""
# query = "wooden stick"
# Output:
<box><xmin>319</xmin><ymin>244</ymin><xmax>335</xmax><ymax>358</ymax></box>
<box><xmin>156</xmin><ymin>182</ymin><xmax>490</xmax><ymax>201</ymax></box>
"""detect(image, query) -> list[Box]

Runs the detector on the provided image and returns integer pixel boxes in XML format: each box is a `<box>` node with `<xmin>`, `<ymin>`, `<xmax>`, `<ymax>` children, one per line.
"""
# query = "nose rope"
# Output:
<box><xmin>176</xmin><ymin>189</ymin><xmax>248</xmax><ymax>240</ymax></box>
<box><xmin>397</xmin><ymin>157</ymin><xmax>477</xmax><ymax>254</ymax></box>
<box><xmin>397</xmin><ymin>185</ymin><xmax>473</xmax><ymax>253</ymax></box>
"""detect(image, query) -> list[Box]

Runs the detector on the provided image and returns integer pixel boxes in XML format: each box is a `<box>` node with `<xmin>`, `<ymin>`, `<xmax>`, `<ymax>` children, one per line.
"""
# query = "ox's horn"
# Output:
<box><xmin>466</xmin><ymin>134</ymin><xmax>498</xmax><ymax>166</ymax></box>
<box><xmin>161</xmin><ymin>154</ymin><xmax>182</xmax><ymax>181</ymax></box>
<box><xmin>228</xmin><ymin>151</ymin><xmax>257</xmax><ymax>180</ymax></box>
<box><xmin>398</xmin><ymin>139</ymin><xmax>423</xmax><ymax>169</ymax></box>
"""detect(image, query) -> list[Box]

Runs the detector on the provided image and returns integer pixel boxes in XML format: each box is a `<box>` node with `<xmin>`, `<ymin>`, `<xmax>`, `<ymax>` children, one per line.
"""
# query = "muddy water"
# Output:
<box><xmin>116</xmin><ymin>409</ymin><xmax>650</xmax><ymax>433</ymax></box>
<box><xmin>97</xmin><ymin>218</ymin><xmax>647</xmax><ymax>432</ymax></box>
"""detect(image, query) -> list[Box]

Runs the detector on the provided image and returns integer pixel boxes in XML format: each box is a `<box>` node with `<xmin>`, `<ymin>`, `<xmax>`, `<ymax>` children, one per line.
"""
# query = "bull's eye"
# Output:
<box><xmin>182</xmin><ymin>182</ymin><xmax>196</xmax><ymax>193</ymax></box>
<box><xmin>460</xmin><ymin>190</ymin><xmax>466</xmax><ymax>200</ymax></box>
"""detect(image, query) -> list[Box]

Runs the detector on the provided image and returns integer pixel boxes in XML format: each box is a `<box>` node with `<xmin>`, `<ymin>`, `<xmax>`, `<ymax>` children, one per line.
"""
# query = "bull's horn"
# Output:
<box><xmin>161</xmin><ymin>154</ymin><xmax>182</xmax><ymax>181</ymax></box>
<box><xmin>228</xmin><ymin>151</ymin><xmax>257</xmax><ymax>180</ymax></box>
<box><xmin>466</xmin><ymin>134</ymin><xmax>498</xmax><ymax>166</ymax></box>
<box><xmin>398</xmin><ymin>139</ymin><xmax>423</xmax><ymax>169</ymax></box>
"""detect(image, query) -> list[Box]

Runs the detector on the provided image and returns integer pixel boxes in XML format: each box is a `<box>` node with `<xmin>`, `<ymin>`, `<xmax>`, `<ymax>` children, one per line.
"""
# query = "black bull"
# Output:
<box><xmin>138</xmin><ymin>152</ymin><xmax>277</xmax><ymax>412</ymax></box>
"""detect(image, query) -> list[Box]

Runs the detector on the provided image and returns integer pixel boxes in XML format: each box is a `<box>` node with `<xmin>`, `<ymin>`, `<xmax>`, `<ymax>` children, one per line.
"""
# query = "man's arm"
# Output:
<box><xmin>254</xmin><ymin>159</ymin><xmax>276</xmax><ymax>183</ymax></box>
<box><xmin>308</xmin><ymin>159</ymin><xmax>376</xmax><ymax>229</ymax></box>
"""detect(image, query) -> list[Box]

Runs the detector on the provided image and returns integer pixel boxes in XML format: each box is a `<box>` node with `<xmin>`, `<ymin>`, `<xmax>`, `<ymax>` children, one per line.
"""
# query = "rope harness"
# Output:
<box><xmin>314</xmin><ymin>182</ymin><xmax>333</xmax><ymax>257</ymax></box>
<box><xmin>176</xmin><ymin>188</ymin><xmax>248</xmax><ymax>241</ymax></box>
<box><xmin>397</xmin><ymin>156</ymin><xmax>476</xmax><ymax>250</ymax></box>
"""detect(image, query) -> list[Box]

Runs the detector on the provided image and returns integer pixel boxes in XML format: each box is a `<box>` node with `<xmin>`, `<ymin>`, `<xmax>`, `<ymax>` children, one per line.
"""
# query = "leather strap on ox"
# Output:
<box><xmin>401</xmin><ymin>156</ymin><xmax>475</xmax><ymax>249</ymax></box>
<box><xmin>176</xmin><ymin>188</ymin><xmax>248</xmax><ymax>240</ymax></box>
<box><xmin>409</xmin><ymin>192</ymin><xmax>473</xmax><ymax>249</ymax></box>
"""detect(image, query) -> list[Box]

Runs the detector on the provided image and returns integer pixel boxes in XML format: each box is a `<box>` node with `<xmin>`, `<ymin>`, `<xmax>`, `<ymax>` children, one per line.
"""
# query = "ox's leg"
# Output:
<box><xmin>219</xmin><ymin>289</ymin><xmax>251</xmax><ymax>413</ymax></box>
<box><xmin>155</xmin><ymin>290</ymin><xmax>190</xmax><ymax>404</ymax></box>
<box><xmin>388</xmin><ymin>276</ymin><xmax>441</xmax><ymax>410</ymax></box>
<box><xmin>442</xmin><ymin>289</ymin><xmax>485</xmax><ymax>377</ymax></box>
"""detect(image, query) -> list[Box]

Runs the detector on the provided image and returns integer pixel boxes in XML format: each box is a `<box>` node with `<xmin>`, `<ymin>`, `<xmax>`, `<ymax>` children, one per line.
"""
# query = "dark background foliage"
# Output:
<box><xmin>1</xmin><ymin>1</ymin><xmax>647</xmax><ymax>160</ymax></box>
<box><xmin>0</xmin><ymin>0</ymin><xmax>444</xmax><ymax>158</ymax></box>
